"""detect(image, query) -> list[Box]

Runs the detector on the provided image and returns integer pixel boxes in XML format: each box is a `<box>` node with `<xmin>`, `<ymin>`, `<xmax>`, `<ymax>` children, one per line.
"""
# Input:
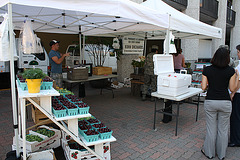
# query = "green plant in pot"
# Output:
<box><xmin>22</xmin><ymin>68</ymin><xmax>47</xmax><ymax>93</ymax></box>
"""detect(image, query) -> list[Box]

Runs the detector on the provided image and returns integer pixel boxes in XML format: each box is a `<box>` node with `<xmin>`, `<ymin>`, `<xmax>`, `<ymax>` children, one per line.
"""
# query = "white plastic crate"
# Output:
<box><xmin>153</xmin><ymin>54</ymin><xmax>192</xmax><ymax>96</ymax></box>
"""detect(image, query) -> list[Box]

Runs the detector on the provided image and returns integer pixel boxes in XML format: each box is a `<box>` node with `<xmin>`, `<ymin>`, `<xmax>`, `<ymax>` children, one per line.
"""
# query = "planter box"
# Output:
<box><xmin>92</xmin><ymin>67</ymin><xmax>112</xmax><ymax>75</ymax></box>
<box><xmin>67</xmin><ymin>68</ymin><xmax>88</xmax><ymax>80</ymax></box>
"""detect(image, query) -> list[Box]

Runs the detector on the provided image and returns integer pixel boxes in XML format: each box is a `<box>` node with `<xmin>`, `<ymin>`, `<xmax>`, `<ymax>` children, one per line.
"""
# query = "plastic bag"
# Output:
<box><xmin>35</xmin><ymin>35</ymin><xmax>44</xmax><ymax>53</ymax></box>
<box><xmin>19</xmin><ymin>21</ymin><xmax>44</xmax><ymax>54</ymax></box>
<box><xmin>0</xmin><ymin>13</ymin><xmax>18</xmax><ymax>61</ymax></box>
<box><xmin>163</xmin><ymin>31</ymin><xmax>176</xmax><ymax>54</ymax></box>
<box><xmin>21</xmin><ymin>20</ymin><xmax>36</xmax><ymax>54</ymax></box>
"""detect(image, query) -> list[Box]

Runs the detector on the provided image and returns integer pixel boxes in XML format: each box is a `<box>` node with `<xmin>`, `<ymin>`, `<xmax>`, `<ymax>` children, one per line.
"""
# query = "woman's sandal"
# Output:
<box><xmin>201</xmin><ymin>149</ymin><xmax>213</xmax><ymax>159</ymax></box>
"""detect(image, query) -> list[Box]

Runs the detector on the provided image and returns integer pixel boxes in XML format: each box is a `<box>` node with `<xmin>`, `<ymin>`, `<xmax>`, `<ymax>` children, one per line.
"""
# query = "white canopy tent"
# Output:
<box><xmin>0</xmin><ymin>0</ymin><xmax>169</xmax><ymax>35</ymax></box>
<box><xmin>141</xmin><ymin>0</ymin><xmax>222</xmax><ymax>39</ymax></box>
<box><xmin>0</xmin><ymin>0</ymin><xmax>171</xmax><ymax>159</ymax></box>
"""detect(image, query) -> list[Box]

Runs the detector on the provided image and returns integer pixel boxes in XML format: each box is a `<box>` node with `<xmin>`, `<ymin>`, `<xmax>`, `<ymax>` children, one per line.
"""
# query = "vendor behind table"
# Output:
<box><xmin>48</xmin><ymin>40</ymin><xmax>70</xmax><ymax>88</ymax></box>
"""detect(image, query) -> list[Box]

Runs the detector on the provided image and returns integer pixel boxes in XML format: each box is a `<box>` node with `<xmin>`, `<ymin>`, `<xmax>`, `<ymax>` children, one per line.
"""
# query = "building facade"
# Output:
<box><xmin>131</xmin><ymin>0</ymin><xmax>239</xmax><ymax>61</ymax></box>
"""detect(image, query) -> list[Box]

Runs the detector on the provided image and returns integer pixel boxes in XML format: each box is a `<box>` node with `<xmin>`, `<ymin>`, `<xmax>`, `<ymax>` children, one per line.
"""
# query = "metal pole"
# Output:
<box><xmin>165</xmin><ymin>14</ymin><xmax>171</xmax><ymax>55</ymax></box>
<box><xmin>8</xmin><ymin>3</ymin><xmax>20</xmax><ymax>158</ymax></box>
<box><xmin>83</xmin><ymin>34</ymin><xmax>85</xmax><ymax>62</ymax></box>
<box><xmin>79</xmin><ymin>25</ymin><xmax>82</xmax><ymax>64</ymax></box>
<box><xmin>144</xmin><ymin>32</ymin><xmax>147</xmax><ymax>56</ymax></box>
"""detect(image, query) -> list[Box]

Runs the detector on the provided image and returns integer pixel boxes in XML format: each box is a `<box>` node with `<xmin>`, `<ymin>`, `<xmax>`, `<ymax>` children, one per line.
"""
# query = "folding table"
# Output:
<box><xmin>151</xmin><ymin>87</ymin><xmax>203</xmax><ymax>136</ymax></box>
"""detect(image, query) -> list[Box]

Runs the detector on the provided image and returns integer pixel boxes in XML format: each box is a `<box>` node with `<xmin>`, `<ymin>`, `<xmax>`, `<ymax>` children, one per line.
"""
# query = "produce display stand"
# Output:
<box><xmin>151</xmin><ymin>87</ymin><xmax>203</xmax><ymax>136</ymax></box>
<box><xmin>16</xmin><ymin>82</ymin><xmax>116</xmax><ymax>160</ymax></box>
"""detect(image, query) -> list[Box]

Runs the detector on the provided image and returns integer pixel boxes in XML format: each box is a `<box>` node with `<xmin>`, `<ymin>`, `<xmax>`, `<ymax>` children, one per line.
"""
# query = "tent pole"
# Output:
<box><xmin>83</xmin><ymin>35</ymin><xmax>85</xmax><ymax>63</ymax></box>
<box><xmin>8</xmin><ymin>3</ymin><xmax>20</xmax><ymax>158</ymax></box>
<box><xmin>79</xmin><ymin>25</ymin><xmax>82</xmax><ymax>64</ymax></box>
<box><xmin>144</xmin><ymin>32</ymin><xmax>147</xmax><ymax>56</ymax></box>
<box><xmin>165</xmin><ymin>14</ymin><xmax>171</xmax><ymax>55</ymax></box>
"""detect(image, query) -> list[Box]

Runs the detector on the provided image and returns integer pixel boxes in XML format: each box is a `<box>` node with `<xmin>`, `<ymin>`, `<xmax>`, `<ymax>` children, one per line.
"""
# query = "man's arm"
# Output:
<box><xmin>52</xmin><ymin>52</ymin><xmax>70</xmax><ymax>64</ymax></box>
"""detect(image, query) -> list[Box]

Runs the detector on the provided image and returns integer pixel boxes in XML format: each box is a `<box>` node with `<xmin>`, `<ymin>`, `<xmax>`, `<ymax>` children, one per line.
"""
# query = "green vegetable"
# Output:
<box><xmin>26</xmin><ymin>134</ymin><xmax>44</xmax><ymax>142</ymax></box>
<box><xmin>22</xmin><ymin>68</ymin><xmax>47</xmax><ymax>79</ymax></box>
<box><xmin>36</xmin><ymin>128</ymin><xmax>55</xmax><ymax>137</ymax></box>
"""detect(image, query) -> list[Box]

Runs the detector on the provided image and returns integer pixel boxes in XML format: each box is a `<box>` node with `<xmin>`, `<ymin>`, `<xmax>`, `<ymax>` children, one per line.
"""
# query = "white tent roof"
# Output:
<box><xmin>0</xmin><ymin>0</ymin><xmax>169</xmax><ymax>35</ymax></box>
<box><xmin>141</xmin><ymin>0</ymin><xmax>222</xmax><ymax>39</ymax></box>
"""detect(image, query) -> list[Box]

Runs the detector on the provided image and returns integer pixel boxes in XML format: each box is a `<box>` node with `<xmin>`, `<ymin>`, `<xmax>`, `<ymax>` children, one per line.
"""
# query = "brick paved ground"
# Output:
<box><xmin>1</xmin><ymin>84</ymin><xmax>240</xmax><ymax>160</ymax></box>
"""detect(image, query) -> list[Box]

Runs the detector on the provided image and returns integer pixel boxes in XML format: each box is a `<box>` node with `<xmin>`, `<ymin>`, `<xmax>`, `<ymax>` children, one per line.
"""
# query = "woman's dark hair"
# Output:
<box><xmin>210</xmin><ymin>48</ymin><xmax>230</xmax><ymax>68</ymax></box>
<box><xmin>177</xmin><ymin>48</ymin><xmax>182</xmax><ymax>54</ymax></box>
<box><xmin>172</xmin><ymin>48</ymin><xmax>182</xmax><ymax>56</ymax></box>
<box><xmin>236</xmin><ymin>45</ymin><xmax>240</xmax><ymax>51</ymax></box>
<box><xmin>151</xmin><ymin>48</ymin><xmax>158</xmax><ymax>53</ymax></box>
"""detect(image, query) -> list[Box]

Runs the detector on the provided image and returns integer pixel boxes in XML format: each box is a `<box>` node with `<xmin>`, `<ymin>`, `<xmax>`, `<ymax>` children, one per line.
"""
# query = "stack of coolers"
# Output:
<box><xmin>153</xmin><ymin>54</ymin><xmax>192</xmax><ymax>97</ymax></box>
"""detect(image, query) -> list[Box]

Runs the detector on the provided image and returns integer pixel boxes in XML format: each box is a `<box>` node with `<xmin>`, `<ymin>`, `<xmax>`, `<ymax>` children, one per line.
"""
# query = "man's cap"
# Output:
<box><xmin>49</xmin><ymin>40</ymin><xmax>60</xmax><ymax>46</ymax></box>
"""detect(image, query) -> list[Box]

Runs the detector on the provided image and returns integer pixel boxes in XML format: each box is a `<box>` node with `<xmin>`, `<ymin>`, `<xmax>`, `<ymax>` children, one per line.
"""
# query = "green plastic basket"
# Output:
<box><xmin>66</xmin><ymin>107</ymin><xmax>79</xmax><ymax>116</ymax></box>
<box><xmin>78</xmin><ymin>106</ymin><xmax>90</xmax><ymax>115</ymax></box>
<box><xmin>98</xmin><ymin>130</ymin><xmax>113</xmax><ymax>139</ymax></box>
<box><xmin>78</xmin><ymin>128</ymin><xmax>88</xmax><ymax>136</ymax></box>
<box><xmin>52</xmin><ymin>108</ymin><xmax>67</xmax><ymax>118</ymax></box>
<box><xmin>19</xmin><ymin>81</ymin><xmax>28</xmax><ymax>91</ymax></box>
<box><xmin>41</xmin><ymin>82</ymin><xmax>53</xmax><ymax>90</ymax></box>
<box><xmin>82</xmin><ymin>131</ymin><xmax>99</xmax><ymax>142</ymax></box>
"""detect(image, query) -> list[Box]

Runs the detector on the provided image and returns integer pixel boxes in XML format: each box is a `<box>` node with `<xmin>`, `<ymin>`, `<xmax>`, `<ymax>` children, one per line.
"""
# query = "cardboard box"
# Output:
<box><xmin>153</xmin><ymin>55</ymin><xmax>192</xmax><ymax>96</ymax></box>
<box><xmin>12</xmin><ymin>139</ymin><xmax>60</xmax><ymax>153</ymax></box>
<box><xmin>92</xmin><ymin>67</ymin><xmax>112</xmax><ymax>75</ymax></box>
<box><xmin>13</xmin><ymin>125</ymin><xmax>61</xmax><ymax>152</ymax></box>
<box><xmin>62</xmin><ymin>139</ymin><xmax>98</xmax><ymax>160</ymax></box>
<box><xmin>67</xmin><ymin>67</ymin><xmax>88</xmax><ymax>80</ymax></box>
<box><xmin>27</xmin><ymin>149</ymin><xmax>56</xmax><ymax>160</ymax></box>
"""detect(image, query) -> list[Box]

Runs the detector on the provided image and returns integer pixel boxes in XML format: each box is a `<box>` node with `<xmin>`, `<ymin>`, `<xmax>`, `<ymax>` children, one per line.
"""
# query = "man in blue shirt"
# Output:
<box><xmin>49</xmin><ymin>40</ymin><xmax>70</xmax><ymax>87</ymax></box>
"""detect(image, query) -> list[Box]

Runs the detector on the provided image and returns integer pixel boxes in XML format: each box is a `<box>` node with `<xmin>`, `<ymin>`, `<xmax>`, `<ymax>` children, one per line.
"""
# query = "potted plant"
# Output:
<box><xmin>22</xmin><ymin>68</ymin><xmax>47</xmax><ymax>93</ymax></box>
<box><xmin>131</xmin><ymin>56</ymin><xmax>145</xmax><ymax>74</ymax></box>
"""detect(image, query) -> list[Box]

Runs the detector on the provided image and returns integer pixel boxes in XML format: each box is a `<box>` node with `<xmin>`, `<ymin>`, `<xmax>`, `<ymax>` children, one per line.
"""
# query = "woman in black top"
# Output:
<box><xmin>201</xmin><ymin>48</ymin><xmax>239</xmax><ymax>160</ymax></box>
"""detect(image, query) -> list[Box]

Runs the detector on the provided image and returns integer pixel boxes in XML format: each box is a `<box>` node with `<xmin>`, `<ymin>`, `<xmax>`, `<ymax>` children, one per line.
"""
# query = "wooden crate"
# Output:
<box><xmin>30</xmin><ymin>98</ymin><xmax>53</xmax><ymax>125</ymax></box>
<box><xmin>31</xmin><ymin>106</ymin><xmax>52</xmax><ymax>124</ymax></box>
<box><xmin>92</xmin><ymin>67</ymin><xmax>112</xmax><ymax>75</ymax></box>
<box><xmin>67</xmin><ymin>68</ymin><xmax>88</xmax><ymax>80</ymax></box>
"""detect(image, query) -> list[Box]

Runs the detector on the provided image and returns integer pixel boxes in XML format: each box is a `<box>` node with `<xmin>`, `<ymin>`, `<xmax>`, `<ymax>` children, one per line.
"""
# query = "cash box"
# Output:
<box><xmin>153</xmin><ymin>55</ymin><xmax>192</xmax><ymax>96</ymax></box>
<box><xmin>67</xmin><ymin>67</ymin><xmax>88</xmax><ymax>80</ymax></box>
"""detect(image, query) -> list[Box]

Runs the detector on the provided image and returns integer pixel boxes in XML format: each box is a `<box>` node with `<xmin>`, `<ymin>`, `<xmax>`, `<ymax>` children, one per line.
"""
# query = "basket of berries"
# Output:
<box><xmin>75</xmin><ymin>102</ymin><xmax>90</xmax><ymax>115</ymax></box>
<box><xmin>97</xmin><ymin>127</ymin><xmax>113</xmax><ymax>139</ymax></box>
<box><xmin>52</xmin><ymin>102</ymin><xmax>67</xmax><ymax>118</ymax></box>
<box><xmin>82</xmin><ymin>129</ymin><xmax>99</xmax><ymax>142</ymax></box>
<box><xmin>91</xmin><ymin>123</ymin><xmax>106</xmax><ymax>129</ymax></box>
<box><xmin>16</xmin><ymin>74</ymin><xmax>28</xmax><ymax>90</ymax></box>
<box><xmin>60</xmin><ymin>100</ymin><xmax>79</xmax><ymax>116</ymax></box>
<box><xmin>65</xmin><ymin>95</ymin><xmax>82</xmax><ymax>103</ymax></box>
<box><xmin>86</xmin><ymin>118</ymin><xmax>100</xmax><ymax>125</ymax></box>
<box><xmin>78</xmin><ymin>122</ymin><xmax>92</xmax><ymax>136</ymax></box>
<box><xmin>41</xmin><ymin>76</ymin><xmax>53</xmax><ymax>90</ymax></box>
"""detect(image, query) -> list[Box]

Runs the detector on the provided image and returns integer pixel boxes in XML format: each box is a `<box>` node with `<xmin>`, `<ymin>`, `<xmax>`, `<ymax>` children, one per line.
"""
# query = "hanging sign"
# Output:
<box><xmin>122</xmin><ymin>37</ymin><xmax>144</xmax><ymax>54</ymax></box>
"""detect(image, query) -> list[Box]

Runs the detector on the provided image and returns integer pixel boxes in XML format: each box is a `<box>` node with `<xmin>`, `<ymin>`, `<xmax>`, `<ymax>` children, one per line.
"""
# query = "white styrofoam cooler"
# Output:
<box><xmin>153</xmin><ymin>54</ymin><xmax>192</xmax><ymax>96</ymax></box>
